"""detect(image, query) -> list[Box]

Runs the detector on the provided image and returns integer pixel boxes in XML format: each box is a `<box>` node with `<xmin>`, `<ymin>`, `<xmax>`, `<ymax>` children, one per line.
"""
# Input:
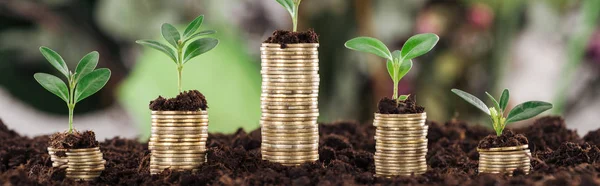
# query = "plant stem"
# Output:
<box><xmin>68</xmin><ymin>76</ymin><xmax>75</xmax><ymax>134</ymax></box>
<box><xmin>292</xmin><ymin>7</ymin><xmax>298</xmax><ymax>32</ymax></box>
<box><xmin>177</xmin><ymin>65</ymin><xmax>183</xmax><ymax>93</ymax></box>
<box><xmin>68</xmin><ymin>104</ymin><xmax>74</xmax><ymax>133</ymax></box>
<box><xmin>392</xmin><ymin>59</ymin><xmax>399</xmax><ymax>104</ymax></box>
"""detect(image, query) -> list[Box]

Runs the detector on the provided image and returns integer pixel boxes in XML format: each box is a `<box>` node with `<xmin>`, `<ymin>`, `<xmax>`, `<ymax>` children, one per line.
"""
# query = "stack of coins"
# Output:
<box><xmin>478</xmin><ymin>144</ymin><xmax>531</xmax><ymax>175</ymax></box>
<box><xmin>65</xmin><ymin>147</ymin><xmax>106</xmax><ymax>181</ymax></box>
<box><xmin>260</xmin><ymin>43</ymin><xmax>320</xmax><ymax>166</ymax></box>
<box><xmin>48</xmin><ymin>147</ymin><xmax>68</xmax><ymax>169</ymax></box>
<box><xmin>149</xmin><ymin>110</ymin><xmax>209</xmax><ymax>174</ymax></box>
<box><xmin>373</xmin><ymin>112</ymin><xmax>428</xmax><ymax>177</ymax></box>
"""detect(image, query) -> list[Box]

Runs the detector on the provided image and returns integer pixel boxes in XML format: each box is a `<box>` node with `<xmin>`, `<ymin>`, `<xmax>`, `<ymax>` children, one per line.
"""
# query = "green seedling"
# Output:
<box><xmin>136</xmin><ymin>15</ymin><xmax>219</xmax><ymax>93</ymax></box>
<box><xmin>451</xmin><ymin>89</ymin><xmax>553</xmax><ymax>136</ymax></box>
<box><xmin>34</xmin><ymin>47</ymin><xmax>111</xmax><ymax>133</ymax></box>
<box><xmin>275</xmin><ymin>0</ymin><xmax>303</xmax><ymax>32</ymax></box>
<box><xmin>345</xmin><ymin>34</ymin><xmax>439</xmax><ymax>103</ymax></box>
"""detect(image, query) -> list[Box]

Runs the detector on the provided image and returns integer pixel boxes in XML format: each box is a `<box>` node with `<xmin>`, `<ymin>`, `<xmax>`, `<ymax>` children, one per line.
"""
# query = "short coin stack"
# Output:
<box><xmin>260</xmin><ymin>43</ymin><xmax>320</xmax><ymax>166</ymax></box>
<box><xmin>65</xmin><ymin>147</ymin><xmax>106</xmax><ymax>181</ymax></box>
<box><xmin>373</xmin><ymin>112</ymin><xmax>428</xmax><ymax>177</ymax></box>
<box><xmin>149</xmin><ymin>110</ymin><xmax>209</xmax><ymax>174</ymax></box>
<box><xmin>48</xmin><ymin>147</ymin><xmax>68</xmax><ymax>169</ymax></box>
<box><xmin>478</xmin><ymin>144</ymin><xmax>531</xmax><ymax>175</ymax></box>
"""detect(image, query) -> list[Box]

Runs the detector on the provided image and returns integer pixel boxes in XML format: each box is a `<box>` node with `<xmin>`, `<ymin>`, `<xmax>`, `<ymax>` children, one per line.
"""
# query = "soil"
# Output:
<box><xmin>2</xmin><ymin>116</ymin><xmax>600</xmax><ymax>185</ymax></box>
<box><xmin>263</xmin><ymin>29</ymin><xmax>319</xmax><ymax>48</ymax></box>
<box><xmin>149</xmin><ymin>90</ymin><xmax>208</xmax><ymax>111</ymax></box>
<box><xmin>377</xmin><ymin>96</ymin><xmax>425</xmax><ymax>114</ymax></box>
<box><xmin>516</xmin><ymin>116</ymin><xmax>582</xmax><ymax>151</ymax></box>
<box><xmin>477</xmin><ymin>130</ymin><xmax>528</xmax><ymax>149</ymax></box>
<box><xmin>49</xmin><ymin>130</ymin><xmax>99</xmax><ymax>150</ymax></box>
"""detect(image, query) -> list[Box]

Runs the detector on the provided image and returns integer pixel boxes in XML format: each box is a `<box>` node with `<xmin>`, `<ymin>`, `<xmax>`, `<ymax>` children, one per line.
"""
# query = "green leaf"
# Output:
<box><xmin>400</xmin><ymin>33</ymin><xmax>439</xmax><ymax>60</ymax></box>
<box><xmin>74</xmin><ymin>51</ymin><xmax>99</xmax><ymax>82</ymax></box>
<box><xmin>451</xmin><ymin>89</ymin><xmax>490</xmax><ymax>115</ymax></box>
<box><xmin>161</xmin><ymin>23</ymin><xmax>181</xmax><ymax>48</ymax></box>
<box><xmin>506</xmin><ymin>101</ymin><xmax>553</xmax><ymax>123</ymax></box>
<box><xmin>499</xmin><ymin>89</ymin><xmax>509</xmax><ymax>111</ymax></box>
<box><xmin>485</xmin><ymin>92</ymin><xmax>500</xmax><ymax>111</ymax></box>
<box><xmin>276</xmin><ymin>0</ymin><xmax>295</xmax><ymax>17</ymax></box>
<box><xmin>399</xmin><ymin>94</ymin><xmax>410</xmax><ymax>101</ymax></box>
<box><xmin>386</xmin><ymin>60</ymin><xmax>394</xmax><ymax>81</ymax></box>
<box><xmin>183</xmin><ymin>38</ymin><xmax>219</xmax><ymax>63</ymax></box>
<box><xmin>136</xmin><ymin>40</ymin><xmax>177</xmax><ymax>63</ymax></box>
<box><xmin>396</xmin><ymin>59</ymin><xmax>413</xmax><ymax>82</ymax></box>
<box><xmin>39</xmin><ymin>47</ymin><xmax>70</xmax><ymax>78</ymax></box>
<box><xmin>345</xmin><ymin>37</ymin><xmax>392</xmax><ymax>60</ymax></box>
<box><xmin>74</xmin><ymin>68</ymin><xmax>111</xmax><ymax>103</ymax></box>
<box><xmin>34</xmin><ymin>73</ymin><xmax>69</xmax><ymax>103</ymax></box>
<box><xmin>183</xmin><ymin>15</ymin><xmax>204</xmax><ymax>39</ymax></box>
<box><xmin>184</xmin><ymin>30</ymin><xmax>217</xmax><ymax>43</ymax></box>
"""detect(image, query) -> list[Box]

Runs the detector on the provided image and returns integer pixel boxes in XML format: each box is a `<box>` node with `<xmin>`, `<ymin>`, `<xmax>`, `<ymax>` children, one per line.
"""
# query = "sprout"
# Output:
<box><xmin>34</xmin><ymin>47</ymin><xmax>111</xmax><ymax>133</ymax></box>
<box><xmin>345</xmin><ymin>33</ymin><xmax>439</xmax><ymax>103</ymax></box>
<box><xmin>136</xmin><ymin>15</ymin><xmax>219</xmax><ymax>93</ymax></box>
<box><xmin>275</xmin><ymin>0</ymin><xmax>303</xmax><ymax>32</ymax></box>
<box><xmin>451</xmin><ymin>88</ymin><xmax>553</xmax><ymax>136</ymax></box>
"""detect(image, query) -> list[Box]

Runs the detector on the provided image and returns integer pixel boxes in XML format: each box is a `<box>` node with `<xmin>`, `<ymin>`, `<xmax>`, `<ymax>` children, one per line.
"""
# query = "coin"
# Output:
<box><xmin>151</xmin><ymin>114</ymin><xmax>208</xmax><ymax>119</ymax></box>
<box><xmin>261</xmin><ymin>127</ymin><xmax>318</xmax><ymax>134</ymax></box>
<box><xmin>477</xmin><ymin>145</ymin><xmax>529</xmax><ymax>152</ymax></box>
<box><xmin>478</xmin><ymin>150</ymin><xmax>531</xmax><ymax>155</ymax></box>
<box><xmin>149</xmin><ymin>145</ymin><xmax>207</xmax><ymax>151</ymax></box>
<box><xmin>151</xmin><ymin>149</ymin><xmax>207</xmax><ymax>154</ymax></box>
<box><xmin>152</xmin><ymin>111</ymin><xmax>207</xmax><ymax>115</ymax></box>
<box><xmin>261</xmin><ymin>93</ymin><xmax>319</xmax><ymax>98</ymax></box>
<box><xmin>261</xmin><ymin>132</ymin><xmax>319</xmax><ymax>138</ymax></box>
<box><xmin>151</xmin><ymin>129</ymin><xmax>208</xmax><ymax>135</ymax></box>
<box><xmin>261</xmin><ymin>50</ymin><xmax>318</xmax><ymax>55</ymax></box>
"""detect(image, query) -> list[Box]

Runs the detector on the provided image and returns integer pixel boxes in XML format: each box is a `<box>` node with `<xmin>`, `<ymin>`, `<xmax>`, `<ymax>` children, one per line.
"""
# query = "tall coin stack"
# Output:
<box><xmin>65</xmin><ymin>147</ymin><xmax>106</xmax><ymax>181</ymax></box>
<box><xmin>260</xmin><ymin>43</ymin><xmax>320</xmax><ymax>166</ymax></box>
<box><xmin>149</xmin><ymin>110</ymin><xmax>209</xmax><ymax>174</ymax></box>
<box><xmin>477</xmin><ymin>144</ymin><xmax>531</xmax><ymax>175</ymax></box>
<box><xmin>373</xmin><ymin>112</ymin><xmax>428</xmax><ymax>177</ymax></box>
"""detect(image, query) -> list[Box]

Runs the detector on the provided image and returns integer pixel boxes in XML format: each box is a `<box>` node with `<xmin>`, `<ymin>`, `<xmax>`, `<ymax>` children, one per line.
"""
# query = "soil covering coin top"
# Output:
<box><xmin>377</xmin><ymin>96</ymin><xmax>425</xmax><ymax>114</ymax></box>
<box><xmin>477</xmin><ymin>130</ymin><xmax>529</xmax><ymax>149</ymax></box>
<box><xmin>49</xmin><ymin>131</ymin><xmax>100</xmax><ymax>150</ymax></box>
<box><xmin>264</xmin><ymin>29</ymin><xmax>319</xmax><ymax>48</ymax></box>
<box><xmin>2</xmin><ymin>116</ymin><xmax>600</xmax><ymax>185</ymax></box>
<box><xmin>149</xmin><ymin>90</ymin><xmax>208</xmax><ymax>111</ymax></box>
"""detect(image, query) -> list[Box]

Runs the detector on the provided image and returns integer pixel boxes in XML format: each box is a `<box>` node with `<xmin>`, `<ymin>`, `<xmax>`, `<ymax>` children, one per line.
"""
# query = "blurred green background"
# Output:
<box><xmin>1</xmin><ymin>0</ymin><xmax>600</xmax><ymax>140</ymax></box>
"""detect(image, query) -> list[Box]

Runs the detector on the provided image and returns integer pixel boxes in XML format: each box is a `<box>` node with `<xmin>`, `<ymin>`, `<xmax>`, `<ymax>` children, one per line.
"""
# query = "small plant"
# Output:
<box><xmin>345</xmin><ymin>34</ymin><xmax>439</xmax><ymax>103</ymax></box>
<box><xmin>34</xmin><ymin>47</ymin><xmax>111</xmax><ymax>133</ymax></box>
<box><xmin>136</xmin><ymin>15</ymin><xmax>219</xmax><ymax>93</ymax></box>
<box><xmin>275</xmin><ymin>0</ymin><xmax>303</xmax><ymax>32</ymax></box>
<box><xmin>451</xmin><ymin>89</ymin><xmax>553</xmax><ymax>136</ymax></box>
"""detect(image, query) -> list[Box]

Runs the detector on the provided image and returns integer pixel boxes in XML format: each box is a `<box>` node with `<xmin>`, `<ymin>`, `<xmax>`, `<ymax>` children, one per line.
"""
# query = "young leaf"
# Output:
<box><xmin>276</xmin><ymin>0</ymin><xmax>295</xmax><ymax>17</ymax></box>
<box><xmin>39</xmin><ymin>47</ymin><xmax>70</xmax><ymax>78</ymax></box>
<box><xmin>74</xmin><ymin>51</ymin><xmax>99</xmax><ymax>82</ymax></box>
<box><xmin>396</xmin><ymin>59</ymin><xmax>413</xmax><ymax>82</ymax></box>
<box><xmin>161</xmin><ymin>23</ymin><xmax>181</xmax><ymax>48</ymax></box>
<box><xmin>451</xmin><ymin>89</ymin><xmax>490</xmax><ymax>115</ymax></box>
<box><xmin>400</xmin><ymin>33</ymin><xmax>439</xmax><ymax>60</ymax></box>
<box><xmin>499</xmin><ymin>89</ymin><xmax>509</xmax><ymax>111</ymax></box>
<box><xmin>184</xmin><ymin>30</ymin><xmax>217</xmax><ymax>43</ymax></box>
<box><xmin>399</xmin><ymin>94</ymin><xmax>410</xmax><ymax>101</ymax></box>
<box><xmin>34</xmin><ymin>73</ymin><xmax>69</xmax><ymax>103</ymax></box>
<box><xmin>183</xmin><ymin>38</ymin><xmax>219</xmax><ymax>63</ymax></box>
<box><xmin>345</xmin><ymin>37</ymin><xmax>393</xmax><ymax>60</ymax></box>
<box><xmin>505</xmin><ymin>101</ymin><xmax>553</xmax><ymax>123</ymax></box>
<box><xmin>74</xmin><ymin>68</ymin><xmax>111</xmax><ymax>103</ymax></box>
<box><xmin>386</xmin><ymin>60</ymin><xmax>394</xmax><ymax>80</ymax></box>
<box><xmin>135</xmin><ymin>40</ymin><xmax>177</xmax><ymax>63</ymax></box>
<box><xmin>485</xmin><ymin>92</ymin><xmax>500</xmax><ymax>111</ymax></box>
<box><xmin>183</xmin><ymin>15</ymin><xmax>204</xmax><ymax>39</ymax></box>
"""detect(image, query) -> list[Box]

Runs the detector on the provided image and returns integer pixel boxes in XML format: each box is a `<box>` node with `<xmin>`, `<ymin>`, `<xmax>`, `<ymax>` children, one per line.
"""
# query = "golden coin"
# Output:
<box><xmin>375</xmin><ymin>166</ymin><xmax>427</xmax><ymax>172</ymax></box>
<box><xmin>149</xmin><ymin>165</ymin><xmax>201</xmax><ymax>169</ymax></box>
<box><xmin>151</xmin><ymin>157</ymin><xmax>205</xmax><ymax>162</ymax></box>
<box><xmin>151</xmin><ymin>149</ymin><xmax>206</xmax><ymax>154</ymax></box>
<box><xmin>260</xmin><ymin>120</ymin><xmax>317</xmax><ymax>125</ymax></box>
<box><xmin>151</xmin><ymin>111</ymin><xmax>207</xmax><ymax>115</ymax></box>
<box><xmin>151</xmin><ymin>126</ymin><xmax>208</xmax><ymax>131</ymax></box>
<box><xmin>65</xmin><ymin>147</ymin><xmax>99</xmax><ymax>152</ymax></box>
<box><xmin>261</xmin><ymin>143</ymin><xmax>318</xmax><ymax>149</ymax></box>
<box><xmin>66</xmin><ymin>174</ymin><xmax>101</xmax><ymax>179</ymax></box>
<box><xmin>477</xmin><ymin>145</ymin><xmax>529</xmax><ymax>152</ymax></box>
<box><xmin>374</xmin><ymin>138</ymin><xmax>427</xmax><ymax>144</ymax></box>
<box><xmin>478</xmin><ymin>157</ymin><xmax>530</xmax><ymax>162</ymax></box>
<box><xmin>261</xmin><ymin>82</ymin><xmax>319</xmax><ymax>87</ymax></box>
<box><xmin>263</xmin><ymin>158</ymin><xmax>318</xmax><ymax>164</ymax></box>
<box><xmin>261</xmin><ymin>43</ymin><xmax>319</xmax><ymax>48</ymax></box>
<box><xmin>151</xmin><ymin>129</ymin><xmax>208</xmax><ymax>135</ymax></box>
<box><xmin>152</xmin><ymin>154</ymin><xmax>205</xmax><ymax>159</ymax></box>
<box><xmin>372</xmin><ymin>121</ymin><xmax>426</xmax><ymax>128</ymax></box>
<box><xmin>261</xmin><ymin>86</ymin><xmax>319</xmax><ymax>91</ymax></box>
<box><xmin>151</xmin><ymin>118</ymin><xmax>209</xmax><ymax>123</ymax></box>
<box><xmin>261</xmin><ymin>60</ymin><xmax>319</xmax><ymax>65</ymax></box>
<box><xmin>375</xmin><ymin>145</ymin><xmax>427</xmax><ymax>151</ymax></box>
<box><xmin>373</xmin><ymin>155</ymin><xmax>427</xmax><ymax>161</ymax></box>
<box><xmin>261</xmin><ymin>109</ymin><xmax>319</xmax><ymax>115</ymax></box>
<box><xmin>149</xmin><ymin>145</ymin><xmax>206</xmax><ymax>151</ymax></box>
<box><xmin>261</xmin><ymin>50</ymin><xmax>318</xmax><ymax>55</ymax></box>
<box><xmin>262</xmin><ymin>153</ymin><xmax>319</xmax><ymax>160</ymax></box>
<box><xmin>261</xmin><ymin>112</ymin><xmax>319</xmax><ymax>117</ymax></box>
<box><xmin>66</xmin><ymin>154</ymin><xmax>103</xmax><ymax>160</ymax></box>
<box><xmin>149</xmin><ymin>137</ymin><xmax>206</xmax><ymax>142</ymax></box>
<box><xmin>262</xmin><ymin>134</ymin><xmax>318</xmax><ymax>141</ymax></box>
<box><xmin>66</xmin><ymin>166</ymin><xmax>105</xmax><ymax>171</ymax></box>
<box><xmin>374</xmin><ymin>162</ymin><xmax>426</xmax><ymax>168</ymax></box>
<box><xmin>376</xmin><ymin>141</ymin><xmax>427</xmax><ymax>147</ymax></box>
<box><xmin>478</xmin><ymin>163</ymin><xmax>531</xmax><ymax>168</ymax></box>
<box><xmin>261</xmin><ymin>139</ymin><xmax>319</xmax><ymax>145</ymax></box>
<box><xmin>261</xmin><ymin>123</ymin><xmax>318</xmax><ymax>129</ymax></box>
<box><xmin>262</xmin><ymin>89</ymin><xmax>318</xmax><ymax>94</ymax></box>
<box><xmin>261</xmin><ymin>105</ymin><xmax>318</xmax><ymax>110</ymax></box>
<box><xmin>374</xmin><ymin>113</ymin><xmax>426</xmax><ymax>118</ymax></box>
<box><xmin>479</xmin><ymin>153</ymin><xmax>531</xmax><ymax>159</ymax></box>
<box><xmin>260</xmin><ymin>70</ymin><xmax>319</xmax><ymax>75</ymax></box>
<box><xmin>261</xmin><ymin>54</ymin><xmax>318</xmax><ymax>59</ymax></box>
<box><xmin>261</xmin><ymin>131</ymin><xmax>319</xmax><ymax>138</ymax></box>
<box><xmin>148</xmin><ymin>141</ymin><xmax>206</xmax><ymax>146</ymax></box>
<box><xmin>478</xmin><ymin>150</ymin><xmax>531</xmax><ymax>155</ymax></box>
<box><xmin>262</xmin><ymin>74</ymin><xmax>319</xmax><ymax>79</ymax></box>
<box><xmin>261</xmin><ymin>127</ymin><xmax>318</xmax><ymax>134</ymax></box>
<box><xmin>261</xmin><ymin>150</ymin><xmax>318</xmax><ymax>156</ymax></box>
<box><xmin>261</xmin><ymin>93</ymin><xmax>319</xmax><ymax>98</ymax></box>
<box><xmin>151</xmin><ymin>114</ymin><xmax>208</xmax><ymax>119</ymax></box>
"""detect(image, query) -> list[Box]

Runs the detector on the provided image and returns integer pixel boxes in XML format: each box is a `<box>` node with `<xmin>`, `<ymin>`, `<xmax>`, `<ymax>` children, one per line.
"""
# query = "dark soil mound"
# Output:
<box><xmin>517</xmin><ymin>116</ymin><xmax>582</xmax><ymax>151</ymax></box>
<box><xmin>149</xmin><ymin>90</ymin><xmax>208</xmax><ymax>111</ymax></box>
<box><xmin>49</xmin><ymin>130</ymin><xmax>99</xmax><ymax>149</ymax></box>
<box><xmin>477</xmin><ymin>130</ymin><xmax>528</xmax><ymax>149</ymax></box>
<box><xmin>2</xmin><ymin>116</ymin><xmax>600</xmax><ymax>185</ymax></box>
<box><xmin>584</xmin><ymin>129</ymin><xmax>600</xmax><ymax>145</ymax></box>
<box><xmin>377</xmin><ymin>96</ymin><xmax>425</xmax><ymax>114</ymax></box>
<box><xmin>263</xmin><ymin>29</ymin><xmax>319</xmax><ymax>48</ymax></box>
